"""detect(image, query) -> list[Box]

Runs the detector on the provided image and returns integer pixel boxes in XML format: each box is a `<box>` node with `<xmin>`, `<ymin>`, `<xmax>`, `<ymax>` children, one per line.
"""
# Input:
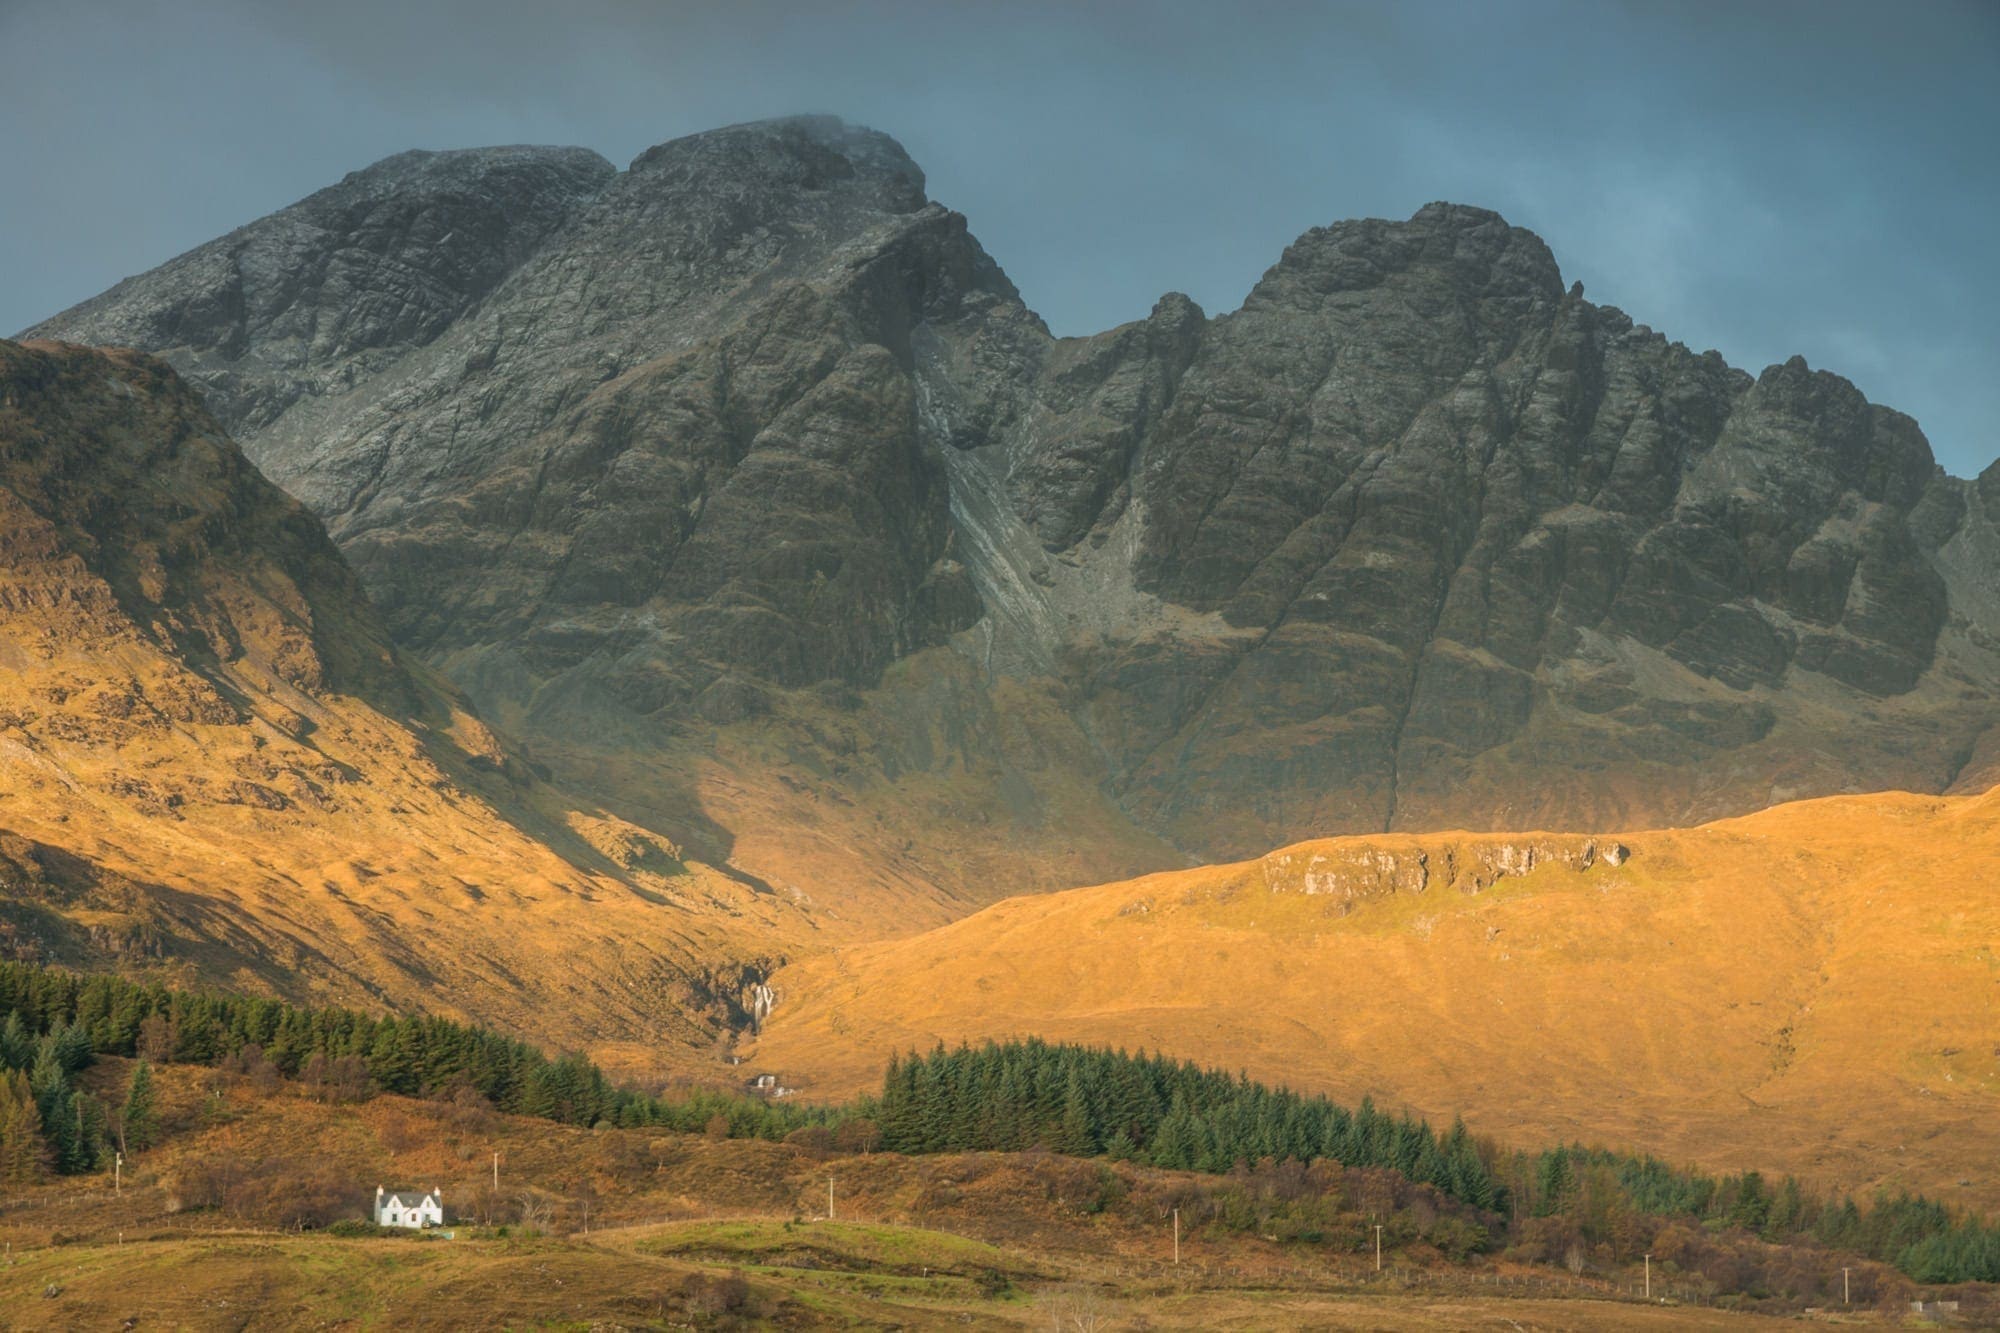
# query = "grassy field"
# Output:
<box><xmin>0</xmin><ymin>1064</ymin><xmax>1956</xmax><ymax>1328</ymax></box>
<box><xmin>0</xmin><ymin>1221</ymin><xmax>1825</xmax><ymax>1330</ymax></box>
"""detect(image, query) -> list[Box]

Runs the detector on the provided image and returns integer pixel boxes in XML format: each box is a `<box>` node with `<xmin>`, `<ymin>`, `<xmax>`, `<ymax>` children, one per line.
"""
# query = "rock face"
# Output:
<box><xmin>1259</xmin><ymin>835</ymin><xmax>1625</xmax><ymax>904</ymax></box>
<box><xmin>39</xmin><ymin>146</ymin><xmax>616</xmax><ymax>445</ymax></box>
<box><xmin>31</xmin><ymin>117</ymin><xmax>2000</xmax><ymax>902</ymax></box>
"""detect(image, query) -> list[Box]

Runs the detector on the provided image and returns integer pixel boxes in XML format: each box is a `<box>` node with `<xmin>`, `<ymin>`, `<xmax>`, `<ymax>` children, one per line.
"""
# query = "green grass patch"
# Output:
<box><xmin>633</xmin><ymin>1218</ymin><xmax>1045</xmax><ymax>1279</ymax></box>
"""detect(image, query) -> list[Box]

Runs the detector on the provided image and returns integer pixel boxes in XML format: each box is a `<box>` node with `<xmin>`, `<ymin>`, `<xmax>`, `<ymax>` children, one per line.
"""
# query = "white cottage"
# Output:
<box><xmin>375</xmin><ymin>1185</ymin><xmax>445</xmax><ymax>1229</ymax></box>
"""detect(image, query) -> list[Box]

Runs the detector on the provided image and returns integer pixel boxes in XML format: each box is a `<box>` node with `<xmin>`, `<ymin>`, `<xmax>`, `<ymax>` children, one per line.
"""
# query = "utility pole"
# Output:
<box><xmin>1843</xmin><ymin>1267</ymin><xmax>1850</xmax><ymax>1304</ymax></box>
<box><xmin>827</xmin><ymin>1177</ymin><xmax>834</xmax><ymax>1221</ymax></box>
<box><xmin>1375</xmin><ymin>1223</ymin><xmax>1384</xmax><ymax>1271</ymax></box>
<box><xmin>492</xmin><ymin>1151</ymin><xmax>500</xmax><ymax>1193</ymax></box>
<box><xmin>1644</xmin><ymin>1253</ymin><xmax>1650</xmax><ymax>1299</ymax></box>
<box><xmin>1173</xmin><ymin>1208</ymin><xmax>1180</xmax><ymax>1265</ymax></box>
<box><xmin>114</xmin><ymin>1151</ymin><xmax>122</xmax><ymax>1196</ymax></box>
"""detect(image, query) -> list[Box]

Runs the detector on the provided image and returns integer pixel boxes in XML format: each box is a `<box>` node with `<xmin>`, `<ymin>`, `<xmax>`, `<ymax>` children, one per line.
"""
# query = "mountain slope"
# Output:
<box><xmin>0</xmin><ymin>337</ymin><xmax>810</xmax><ymax>1057</ymax></box>
<box><xmin>747</xmin><ymin>784</ymin><xmax>2000</xmax><ymax>1208</ymax></box>
<box><xmin>30</xmin><ymin>117</ymin><xmax>2000</xmax><ymax>913</ymax></box>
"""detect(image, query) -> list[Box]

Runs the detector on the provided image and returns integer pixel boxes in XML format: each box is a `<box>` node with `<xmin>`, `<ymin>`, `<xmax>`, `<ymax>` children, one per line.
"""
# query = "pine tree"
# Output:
<box><xmin>1444</xmin><ymin>1119</ymin><xmax>1497</xmax><ymax>1212</ymax></box>
<box><xmin>49</xmin><ymin>1020</ymin><xmax>92</xmax><ymax>1075</ymax></box>
<box><xmin>1766</xmin><ymin>1175</ymin><xmax>1804</xmax><ymax>1239</ymax></box>
<box><xmin>0</xmin><ymin>1069</ymin><xmax>49</xmax><ymax>1188</ymax></box>
<box><xmin>32</xmin><ymin>1077</ymin><xmax>77</xmax><ymax>1177</ymax></box>
<box><xmin>123</xmin><ymin>1059</ymin><xmax>159</xmax><ymax>1152</ymax></box>
<box><xmin>28</xmin><ymin>1043</ymin><xmax>67</xmax><ymax>1119</ymax></box>
<box><xmin>0</xmin><ymin>1012</ymin><xmax>31</xmax><ymax>1072</ymax></box>
<box><xmin>1107</xmin><ymin>1062</ymin><xmax>1154</xmax><ymax>1148</ymax></box>
<box><xmin>63</xmin><ymin>1091</ymin><xmax>102</xmax><ymax>1173</ymax></box>
<box><xmin>1731</xmin><ymin>1170</ymin><xmax>1770</xmax><ymax>1231</ymax></box>
<box><xmin>1195</xmin><ymin>1117</ymin><xmax>1229</xmax><ymax>1174</ymax></box>
<box><xmin>878</xmin><ymin>1053</ymin><xmax>921</xmax><ymax>1151</ymax></box>
<box><xmin>1151</xmin><ymin>1095</ymin><xmax>1199</xmax><ymax>1171</ymax></box>
<box><xmin>1534</xmin><ymin>1149</ymin><xmax>1573</xmax><ymax>1216</ymax></box>
<box><xmin>914</xmin><ymin>1056</ymin><xmax>951</xmax><ymax>1153</ymax></box>
<box><xmin>1055</xmin><ymin>1068</ymin><xmax>1095</xmax><ymax>1157</ymax></box>
<box><xmin>367</xmin><ymin>1020</ymin><xmax>421</xmax><ymax>1096</ymax></box>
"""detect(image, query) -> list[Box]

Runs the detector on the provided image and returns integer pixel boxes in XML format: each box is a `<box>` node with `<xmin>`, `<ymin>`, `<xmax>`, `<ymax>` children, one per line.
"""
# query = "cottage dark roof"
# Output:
<box><xmin>381</xmin><ymin>1189</ymin><xmax>439</xmax><ymax>1207</ymax></box>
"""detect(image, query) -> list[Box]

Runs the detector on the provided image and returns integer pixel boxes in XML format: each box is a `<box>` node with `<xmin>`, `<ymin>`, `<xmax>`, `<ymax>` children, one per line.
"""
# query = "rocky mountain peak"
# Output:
<box><xmin>1145</xmin><ymin>290</ymin><xmax>1205</xmax><ymax>331</ymax></box>
<box><xmin>322</xmin><ymin>142</ymin><xmax>617</xmax><ymax>203</ymax></box>
<box><xmin>21</xmin><ymin>142</ymin><xmax>616</xmax><ymax>438</ymax></box>
<box><xmin>629</xmin><ymin>115</ymin><xmax>927</xmax><ymax>211</ymax></box>
<box><xmin>1249</xmin><ymin>201</ymin><xmax>1565</xmax><ymax>310</ymax></box>
<box><xmin>25</xmin><ymin>130</ymin><xmax>2000</xmax><ymax>910</ymax></box>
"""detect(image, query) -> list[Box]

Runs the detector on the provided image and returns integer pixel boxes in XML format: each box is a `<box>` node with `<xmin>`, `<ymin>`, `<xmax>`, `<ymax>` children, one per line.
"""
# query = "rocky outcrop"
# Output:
<box><xmin>30</xmin><ymin>117</ymin><xmax>2000</xmax><ymax>899</ymax></box>
<box><xmin>1259</xmin><ymin>836</ymin><xmax>1628</xmax><ymax>906</ymax></box>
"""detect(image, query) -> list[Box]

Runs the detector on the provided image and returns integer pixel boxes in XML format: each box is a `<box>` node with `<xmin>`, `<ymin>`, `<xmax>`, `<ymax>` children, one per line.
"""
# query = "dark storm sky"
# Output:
<box><xmin>4</xmin><ymin>0</ymin><xmax>1995</xmax><ymax>476</ymax></box>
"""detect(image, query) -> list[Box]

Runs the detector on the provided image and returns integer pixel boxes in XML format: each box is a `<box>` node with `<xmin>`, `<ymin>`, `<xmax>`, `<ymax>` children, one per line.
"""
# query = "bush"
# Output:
<box><xmin>680</xmin><ymin>1270</ymin><xmax>751</xmax><ymax>1317</ymax></box>
<box><xmin>224</xmin><ymin>1160</ymin><xmax>354</xmax><ymax>1229</ymax></box>
<box><xmin>1429</xmin><ymin>1216</ymin><xmax>1488</xmax><ymax>1262</ymax></box>
<box><xmin>165</xmin><ymin>1153</ymin><xmax>356</xmax><ymax>1228</ymax></box>
<box><xmin>833</xmin><ymin>1118</ymin><xmax>881</xmax><ymax>1155</ymax></box>
<box><xmin>783</xmin><ymin>1125</ymin><xmax>833</xmax><ymax>1159</ymax></box>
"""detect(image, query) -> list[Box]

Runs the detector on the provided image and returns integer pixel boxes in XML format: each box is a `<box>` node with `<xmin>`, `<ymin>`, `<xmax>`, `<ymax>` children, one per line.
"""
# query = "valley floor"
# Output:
<box><xmin>0</xmin><ymin>1064</ymin><xmax>1968</xmax><ymax>1329</ymax></box>
<box><xmin>0</xmin><ymin>1225</ymin><xmax>1804</xmax><ymax>1330</ymax></box>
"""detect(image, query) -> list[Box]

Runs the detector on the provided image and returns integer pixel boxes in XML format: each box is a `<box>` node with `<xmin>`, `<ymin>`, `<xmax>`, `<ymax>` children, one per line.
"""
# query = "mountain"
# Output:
<box><xmin>746</xmin><ymin>784</ymin><xmax>2000</xmax><ymax>1208</ymax></box>
<box><xmin>30</xmin><ymin>115</ymin><xmax>2000</xmax><ymax>916</ymax></box>
<box><xmin>0</xmin><ymin>337</ymin><xmax>814</xmax><ymax>1058</ymax></box>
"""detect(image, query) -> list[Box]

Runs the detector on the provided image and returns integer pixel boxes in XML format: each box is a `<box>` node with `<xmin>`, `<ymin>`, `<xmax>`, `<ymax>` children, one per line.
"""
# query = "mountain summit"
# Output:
<box><xmin>30</xmin><ymin>118</ymin><xmax>2000</xmax><ymax>917</ymax></box>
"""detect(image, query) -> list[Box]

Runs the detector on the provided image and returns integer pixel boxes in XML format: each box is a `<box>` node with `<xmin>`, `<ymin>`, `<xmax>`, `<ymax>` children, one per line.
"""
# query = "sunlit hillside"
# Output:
<box><xmin>750</xmin><ymin>785</ymin><xmax>2000</xmax><ymax>1208</ymax></box>
<box><xmin>0</xmin><ymin>339</ymin><xmax>812</xmax><ymax>1062</ymax></box>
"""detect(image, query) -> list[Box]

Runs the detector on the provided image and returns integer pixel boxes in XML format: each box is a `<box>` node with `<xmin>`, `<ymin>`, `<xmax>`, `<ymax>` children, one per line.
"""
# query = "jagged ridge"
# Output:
<box><xmin>27</xmin><ymin>118</ymin><xmax>2000</xmax><ymax>911</ymax></box>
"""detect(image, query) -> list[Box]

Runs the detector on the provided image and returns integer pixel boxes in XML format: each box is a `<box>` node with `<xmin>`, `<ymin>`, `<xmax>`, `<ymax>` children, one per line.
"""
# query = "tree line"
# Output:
<box><xmin>877</xmin><ymin>1040</ymin><xmax>2000</xmax><ymax>1283</ymax></box>
<box><xmin>0</xmin><ymin>1011</ymin><xmax>157</xmax><ymax>1183</ymax></box>
<box><xmin>877</xmin><ymin>1039</ymin><xmax>1499</xmax><ymax>1209</ymax></box>
<box><xmin>1492</xmin><ymin>1141</ymin><xmax>2000</xmax><ymax>1285</ymax></box>
<box><xmin>2</xmin><ymin>961</ymin><xmax>1995</xmax><ymax>1284</ymax></box>
<box><xmin>0</xmin><ymin>960</ymin><xmax>837</xmax><ymax>1184</ymax></box>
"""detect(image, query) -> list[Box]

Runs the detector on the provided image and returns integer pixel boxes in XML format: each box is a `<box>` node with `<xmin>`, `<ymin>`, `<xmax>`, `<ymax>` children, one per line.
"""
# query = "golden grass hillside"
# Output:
<box><xmin>0</xmin><ymin>340</ymin><xmax>1186</xmax><ymax>1078</ymax></box>
<box><xmin>0</xmin><ymin>339</ymin><xmax>835</xmax><ymax>1065</ymax></box>
<box><xmin>750</xmin><ymin>785</ymin><xmax>2000</xmax><ymax>1208</ymax></box>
